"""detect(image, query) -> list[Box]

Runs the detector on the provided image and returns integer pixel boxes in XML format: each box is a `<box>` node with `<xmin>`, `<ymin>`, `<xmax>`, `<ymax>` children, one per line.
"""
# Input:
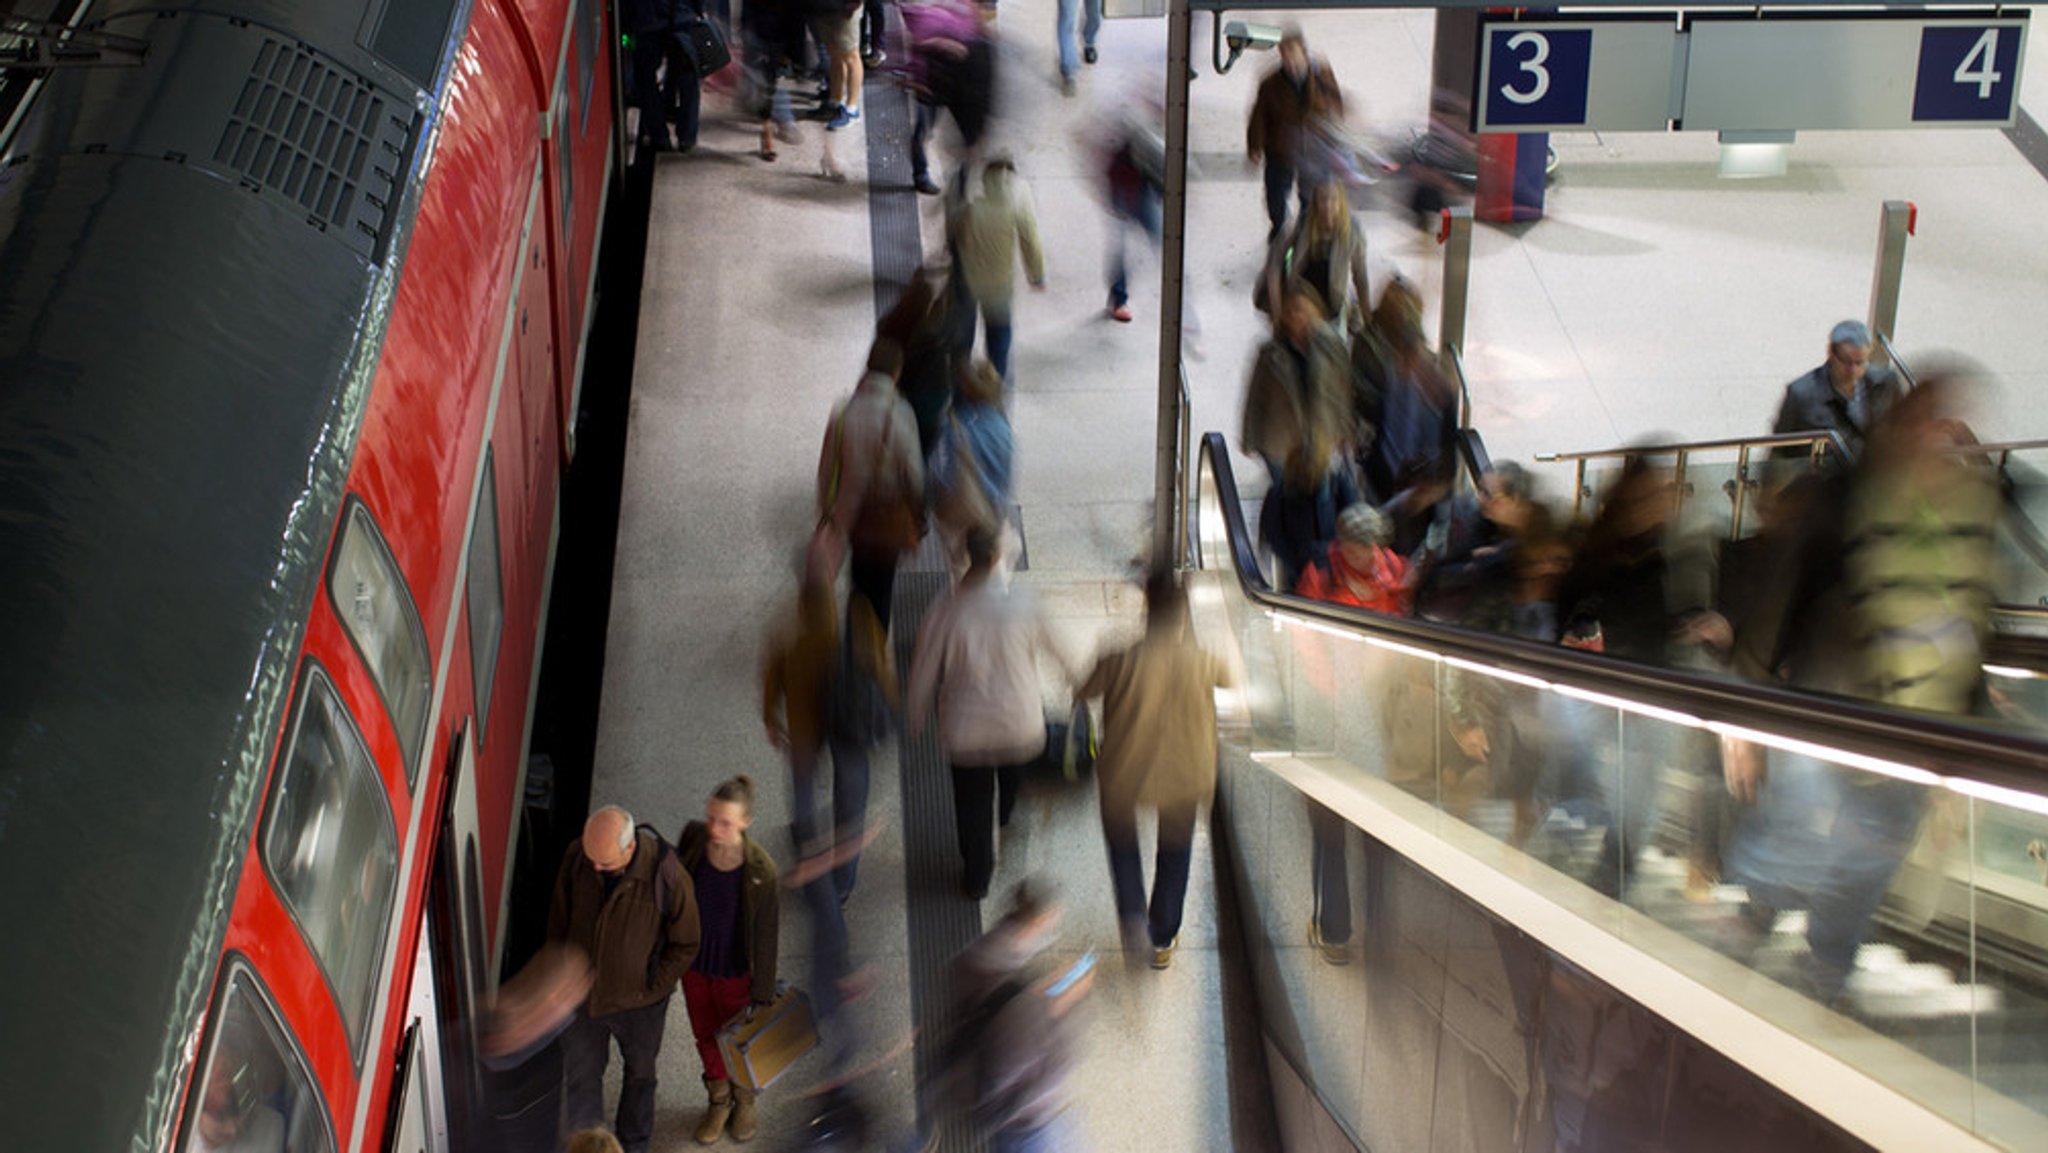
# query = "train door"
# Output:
<box><xmin>393</xmin><ymin>726</ymin><xmax>492</xmax><ymax>1153</ymax></box>
<box><xmin>385</xmin><ymin>928</ymin><xmax>451</xmax><ymax>1153</ymax></box>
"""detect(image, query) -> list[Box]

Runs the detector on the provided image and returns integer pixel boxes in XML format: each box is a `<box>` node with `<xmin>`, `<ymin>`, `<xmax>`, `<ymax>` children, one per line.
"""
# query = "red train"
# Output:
<box><xmin>0</xmin><ymin>1</ymin><xmax>617</xmax><ymax>1150</ymax></box>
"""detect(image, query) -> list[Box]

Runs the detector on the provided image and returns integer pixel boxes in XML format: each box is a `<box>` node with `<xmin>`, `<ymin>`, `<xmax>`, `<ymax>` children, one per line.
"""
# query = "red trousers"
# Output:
<box><xmin>682</xmin><ymin>970</ymin><xmax>754</xmax><ymax>1082</ymax></box>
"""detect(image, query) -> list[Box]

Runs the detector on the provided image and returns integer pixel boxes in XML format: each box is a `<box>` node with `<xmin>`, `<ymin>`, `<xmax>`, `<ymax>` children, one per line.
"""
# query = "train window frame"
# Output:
<box><xmin>260</xmin><ymin>662</ymin><xmax>401</xmax><ymax>1064</ymax></box>
<box><xmin>177</xmin><ymin>955</ymin><xmax>337</xmax><ymax>1153</ymax></box>
<box><xmin>327</xmin><ymin>499</ymin><xmax>432</xmax><ymax>789</ymax></box>
<box><xmin>465</xmin><ymin>449</ymin><xmax>505</xmax><ymax>738</ymax></box>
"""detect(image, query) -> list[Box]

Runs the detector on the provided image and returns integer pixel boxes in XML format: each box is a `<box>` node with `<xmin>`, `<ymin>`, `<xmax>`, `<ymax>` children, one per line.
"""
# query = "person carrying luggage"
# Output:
<box><xmin>676</xmin><ymin>776</ymin><xmax>782</xmax><ymax>1144</ymax></box>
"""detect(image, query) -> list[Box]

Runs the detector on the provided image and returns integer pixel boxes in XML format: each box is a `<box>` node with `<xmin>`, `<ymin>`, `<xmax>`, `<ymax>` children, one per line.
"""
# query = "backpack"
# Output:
<box><xmin>636</xmin><ymin>824</ymin><xmax>686</xmax><ymax>985</ymax></box>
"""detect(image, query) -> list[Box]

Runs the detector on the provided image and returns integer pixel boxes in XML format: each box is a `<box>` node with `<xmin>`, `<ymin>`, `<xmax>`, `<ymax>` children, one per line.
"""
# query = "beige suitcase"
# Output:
<box><xmin>715</xmin><ymin>984</ymin><xmax>819</xmax><ymax>1092</ymax></box>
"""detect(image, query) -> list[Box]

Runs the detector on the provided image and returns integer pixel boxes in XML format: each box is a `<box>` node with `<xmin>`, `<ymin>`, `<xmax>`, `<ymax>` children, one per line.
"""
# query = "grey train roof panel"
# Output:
<box><xmin>0</xmin><ymin>2</ymin><xmax>449</xmax><ymax>1149</ymax></box>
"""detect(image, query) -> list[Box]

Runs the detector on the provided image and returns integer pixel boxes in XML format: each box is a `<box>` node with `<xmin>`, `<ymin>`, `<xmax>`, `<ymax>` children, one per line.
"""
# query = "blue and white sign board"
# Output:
<box><xmin>1679</xmin><ymin>16</ymin><xmax>2027</xmax><ymax>132</ymax></box>
<box><xmin>1477</xmin><ymin>19</ymin><xmax>1680</xmax><ymax>133</ymax></box>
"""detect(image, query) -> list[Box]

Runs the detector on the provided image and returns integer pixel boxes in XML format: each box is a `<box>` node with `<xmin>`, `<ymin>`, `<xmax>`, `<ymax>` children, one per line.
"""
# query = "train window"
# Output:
<box><xmin>179</xmin><ymin>960</ymin><xmax>335</xmax><ymax>1153</ymax></box>
<box><xmin>366</xmin><ymin>0</ymin><xmax>461</xmax><ymax>91</ymax></box>
<box><xmin>262</xmin><ymin>666</ymin><xmax>400</xmax><ymax>1060</ymax></box>
<box><xmin>329</xmin><ymin>502</ymin><xmax>431</xmax><ymax>788</ymax></box>
<box><xmin>466</xmin><ymin>451</ymin><xmax>504</xmax><ymax>736</ymax></box>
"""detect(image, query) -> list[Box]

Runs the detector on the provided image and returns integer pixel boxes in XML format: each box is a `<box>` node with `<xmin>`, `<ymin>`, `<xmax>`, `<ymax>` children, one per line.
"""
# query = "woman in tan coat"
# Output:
<box><xmin>1076</xmin><ymin>570</ymin><xmax>1232</xmax><ymax>970</ymax></box>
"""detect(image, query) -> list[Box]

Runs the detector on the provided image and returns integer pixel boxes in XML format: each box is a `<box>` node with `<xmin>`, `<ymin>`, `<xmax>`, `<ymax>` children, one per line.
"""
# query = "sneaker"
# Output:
<box><xmin>1108</xmin><ymin>303</ymin><xmax>1133</xmax><ymax>323</ymax></box>
<box><xmin>1060</xmin><ymin>74</ymin><xmax>1077</xmax><ymax>97</ymax></box>
<box><xmin>913</xmin><ymin>173</ymin><xmax>941</xmax><ymax>196</ymax></box>
<box><xmin>863</xmin><ymin>49</ymin><xmax>886</xmax><ymax>68</ymax></box>
<box><xmin>1150</xmin><ymin>937</ymin><xmax>1176</xmax><ymax>970</ymax></box>
<box><xmin>827</xmin><ymin>105</ymin><xmax>860</xmax><ymax>130</ymax></box>
<box><xmin>775</xmin><ymin>121</ymin><xmax>803</xmax><ymax>146</ymax></box>
<box><xmin>1084</xmin><ymin>45</ymin><xmax>1098</xmax><ymax>64</ymax></box>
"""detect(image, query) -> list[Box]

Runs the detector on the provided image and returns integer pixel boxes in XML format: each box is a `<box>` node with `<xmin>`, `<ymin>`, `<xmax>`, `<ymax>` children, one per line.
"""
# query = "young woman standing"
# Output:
<box><xmin>677</xmin><ymin>776</ymin><xmax>781</xmax><ymax>1144</ymax></box>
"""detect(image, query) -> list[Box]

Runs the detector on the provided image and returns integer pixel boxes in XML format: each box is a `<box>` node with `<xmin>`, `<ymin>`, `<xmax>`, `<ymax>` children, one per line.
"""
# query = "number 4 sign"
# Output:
<box><xmin>1914</xmin><ymin>25</ymin><xmax>2023</xmax><ymax>122</ymax></box>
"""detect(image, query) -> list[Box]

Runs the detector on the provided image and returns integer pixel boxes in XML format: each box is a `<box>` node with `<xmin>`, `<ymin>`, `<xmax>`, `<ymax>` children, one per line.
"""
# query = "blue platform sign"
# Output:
<box><xmin>1913</xmin><ymin>25</ymin><xmax>2023</xmax><ymax>123</ymax></box>
<box><xmin>1482</xmin><ymin>28</ymin><xmax>1593</xmax><ymax>128</ymax></box>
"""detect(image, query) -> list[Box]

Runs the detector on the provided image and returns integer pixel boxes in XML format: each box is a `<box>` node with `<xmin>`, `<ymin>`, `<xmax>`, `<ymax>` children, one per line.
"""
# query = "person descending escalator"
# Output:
<box><xmin>1241</xmin><ymin>286</ymin><xmax>1357</xmax><ymax>591</ymax></box>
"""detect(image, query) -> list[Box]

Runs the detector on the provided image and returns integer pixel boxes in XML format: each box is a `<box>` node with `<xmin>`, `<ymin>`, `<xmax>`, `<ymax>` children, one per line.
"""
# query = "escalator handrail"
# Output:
<box><xmin>1532</xmin><ymin>428</ymin><xmax>1852</xmax><ymax>463</ymax></box>
<box><xmin>1197</xmin><ymin>431</ymin><xmax>2048</xmax><ymax>795</ymax></box>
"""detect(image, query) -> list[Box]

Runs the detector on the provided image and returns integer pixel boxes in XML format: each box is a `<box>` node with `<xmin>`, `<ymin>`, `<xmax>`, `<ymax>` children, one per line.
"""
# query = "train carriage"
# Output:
<box><xmin>0</xmin><ymin>1</ymin><xmax>617</xmax><ymax>1149</ymax></box>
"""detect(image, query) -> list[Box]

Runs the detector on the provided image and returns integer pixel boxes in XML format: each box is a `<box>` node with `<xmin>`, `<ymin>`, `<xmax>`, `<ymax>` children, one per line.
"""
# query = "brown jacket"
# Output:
<box><xmin>676</xmin><ymin>822</ymin><xmax>782</xmax><ymax>1005</ymax></box>
<box><xmin>1247</xmin><ymin>59</ymin><xmax>1344</xmax><ymax>168</ymax></box>
<box><xmin>1079</xmin><ymin>629</ymin><xmax>1232</xmax><ymax>814</ymax></box>
<box><xmin>547</xmin><ymin>828</ymin><xmax>702</xmax><ymax>1018</ymax></box>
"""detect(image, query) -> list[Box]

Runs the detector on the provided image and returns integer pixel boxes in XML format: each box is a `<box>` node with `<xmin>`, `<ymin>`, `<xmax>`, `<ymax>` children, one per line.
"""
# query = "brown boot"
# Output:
<box><xmin>729</xmin><ymin>1079</ymin><xmax>758</xmax><ymax>1143</ymax></box>
<box><xmin>695</xmin><ymin>1078</ymin><xmax>732</xmax><ymax>1145</ymax></box>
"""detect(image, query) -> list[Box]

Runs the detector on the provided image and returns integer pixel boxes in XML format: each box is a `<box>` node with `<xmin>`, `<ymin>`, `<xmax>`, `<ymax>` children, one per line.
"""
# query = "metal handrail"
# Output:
<box><xmin>1534</xmin><ymin>430</ymin><xmax>1852</xmax><ymax>464</ymax></box>
<box><xmin>1448</xmin><ymin>343</ymin><xmax>1472</xmax><ymax>434</ymax></box>
<box><xmin>1878</xmin><ymin>331</ymin><xmax>1917</xmax><ymax>391</ymax></box>
<box><xmin>1195</xmin><ymin>431</ymin><xmax>2048</xmax><ymax>793</ymax></box>
<box><xmin>1175</xmin><ymin>360</ymin><xmax>1195</xmax><ymax>570</ymax></box>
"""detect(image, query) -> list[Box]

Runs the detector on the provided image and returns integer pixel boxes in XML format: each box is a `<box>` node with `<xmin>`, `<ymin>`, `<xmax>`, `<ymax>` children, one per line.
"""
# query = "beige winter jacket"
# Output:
<box><xmin>946</xmin><ymin>162</ymin><xmax>1046</xmax><ymax>315</ymax></box>
<box><xmin>1079</xmin><ymin>628</ymin><xmax>1232</xmax><ymax>814</ymax></box>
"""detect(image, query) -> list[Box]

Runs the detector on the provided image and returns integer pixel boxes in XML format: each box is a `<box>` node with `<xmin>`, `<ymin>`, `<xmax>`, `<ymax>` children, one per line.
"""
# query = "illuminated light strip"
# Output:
<box><xmin>1365</xmin><ymin>635</ymin><xmax>1443</xmax><ymax>662</ymax></box>
<box><xmin>1249</xmin><ymin>750</ymin><xmax>1290</xmax><ymax>763</ymax></box>
<box><xmin>1442</xmin><ymin>655</ymin><xmax>1552</xmax><ymax>691</ymax></box>
<box><xmin>1705</xmin><ymin>722</ymin><xmax>1943</xmax><ymax>787</ymax></box>
<box><xmin>1983</xmin><ymin>664</ymin><xmax>2038</xmax><ymax>680</ymax></box>
<box><xmin>1555</xmin><ymin>684</ymin><xmax>1705</xmax><ymax>729</ymax></box>
<box><xmin>1272</xmin><ymin>610</ymin><xmax>1367</xmax><ymax>643</ymax></box>
<box><xmin>1945</xmin><ymin>776</ymin><xmax>2048</xmax><ymax>820</ymax></box>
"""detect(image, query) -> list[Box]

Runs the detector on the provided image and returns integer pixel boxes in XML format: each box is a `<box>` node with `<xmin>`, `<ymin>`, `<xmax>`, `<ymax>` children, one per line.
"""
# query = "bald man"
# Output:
<box><xmin>548</xmin><ymin>806</ymin><xmax>701</xmax><ymax>1153</ymax></box>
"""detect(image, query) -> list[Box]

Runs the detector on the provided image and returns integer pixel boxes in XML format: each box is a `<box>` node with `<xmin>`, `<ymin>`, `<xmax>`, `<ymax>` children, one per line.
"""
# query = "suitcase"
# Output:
<box><xmin>716</xmin><ymin>984</ymin><xmax>819</xmax><ymax>1092</ymax></box>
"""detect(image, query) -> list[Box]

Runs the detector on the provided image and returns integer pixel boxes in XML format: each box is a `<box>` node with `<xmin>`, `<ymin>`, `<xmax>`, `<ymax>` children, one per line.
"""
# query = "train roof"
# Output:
<box><xmin>0</xmin><ymin>2</ymin><xmax>451</xmax><ymax>1146</ymax></box>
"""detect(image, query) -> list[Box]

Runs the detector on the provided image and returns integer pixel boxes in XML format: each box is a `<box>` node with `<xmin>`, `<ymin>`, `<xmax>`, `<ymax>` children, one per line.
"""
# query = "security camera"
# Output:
<box><xmin>1224</xmin><ymin>21</ymin><xmax>1282</xmax><ymax>54</ymax></box>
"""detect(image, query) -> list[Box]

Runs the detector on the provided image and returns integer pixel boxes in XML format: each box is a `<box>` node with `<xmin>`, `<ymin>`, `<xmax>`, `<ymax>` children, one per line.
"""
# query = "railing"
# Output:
<box><xmin>1877</xmin><ymin>330</ymin><xmax>1917</xmax><ymax>391</ymax></box>
<box><xmin>1534</xmin><ymin>430</ymin><xmax>1850</xmax><ymax>531</ymax></box>
<box><xmin>1192</xmin><ymin>430</ymin><xmax>2048</xmax><ymax>1152</ymax></box>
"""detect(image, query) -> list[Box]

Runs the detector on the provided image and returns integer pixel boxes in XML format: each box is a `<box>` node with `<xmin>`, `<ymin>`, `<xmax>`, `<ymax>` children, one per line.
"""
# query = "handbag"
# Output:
<box><xmin>716</xmin><ymin>984</ymin><xmax>820</xmax><ymax>1092</ymax></box>
<box><xmin>672</xmin><ymin>12</ymin><xmax>731</xmax><ymax>77</ymax></box>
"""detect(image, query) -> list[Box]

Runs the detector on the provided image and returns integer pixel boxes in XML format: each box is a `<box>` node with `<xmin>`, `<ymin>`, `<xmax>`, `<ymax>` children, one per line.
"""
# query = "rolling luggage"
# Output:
<box><xmin>716</xmin><ymin>984</ymin><xmax>819</xmax><ymax>1092</ymax></box>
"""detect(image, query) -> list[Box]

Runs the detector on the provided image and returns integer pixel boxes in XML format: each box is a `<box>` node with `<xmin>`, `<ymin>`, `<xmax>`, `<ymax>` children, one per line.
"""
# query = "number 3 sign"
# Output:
<box><xmin>1483</xmin><ymin>28</ymin><xmax>1594</xmax><ymax>128</ymax></box>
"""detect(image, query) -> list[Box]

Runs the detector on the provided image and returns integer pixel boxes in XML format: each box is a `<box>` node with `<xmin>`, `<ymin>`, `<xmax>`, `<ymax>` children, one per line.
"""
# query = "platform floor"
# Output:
<box><xmin>587</xmin><ymin>3</ymin><xmax>2048</xmax><ymax>1149</ymax></box>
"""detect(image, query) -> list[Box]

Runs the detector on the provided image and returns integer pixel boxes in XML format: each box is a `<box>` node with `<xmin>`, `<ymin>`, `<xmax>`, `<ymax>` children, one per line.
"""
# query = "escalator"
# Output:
<box><xmin>1188</xmin><ymin>431</ymin><xmax>2048</xmax><ymax>1153</ymax></box>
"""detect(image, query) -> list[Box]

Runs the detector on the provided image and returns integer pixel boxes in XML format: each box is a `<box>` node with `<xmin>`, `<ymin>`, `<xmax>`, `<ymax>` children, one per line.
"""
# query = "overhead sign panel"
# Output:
<box><xmin>1680</xmin><ymin>15</ymin><xmax>2027</xmax><ymax>131</ymax></box>
<box><xmin>1477</xmin><ymin>19</ymin><xmax>1680</xmax><ymax>133</ymax></box>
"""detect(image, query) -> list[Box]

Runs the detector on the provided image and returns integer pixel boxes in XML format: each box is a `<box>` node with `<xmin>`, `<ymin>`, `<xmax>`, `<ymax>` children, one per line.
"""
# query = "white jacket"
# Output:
<box><xmin>907</xmin><ymin>579</ymin><xmax>1060</xmax><ymax>765</ymax></box>
<box><xmin>946</xmin><ymin>162</ymin><xmax>1046</xmax><ymax>313</ymax></box>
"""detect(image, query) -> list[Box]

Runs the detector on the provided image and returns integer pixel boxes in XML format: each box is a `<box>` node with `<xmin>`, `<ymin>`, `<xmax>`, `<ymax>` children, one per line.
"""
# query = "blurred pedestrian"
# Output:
<box><xmin>930</xmin><ymin>357</ymin><xmax>1017</xmax><ymax>577</ymax></box>
<box><xmin>941</xmin><ymin>881</ymin><xmax>1092</xmax><ymax>1151</ymax></box>
<box><xmin>1077</xmin><ymin>570</ymin><xmax>1231</xmax><ymax>969</ymax></box>
<box><xmin>818</xmin><ymin>340</ymin><xmax>926</xmax><ymax>634</ymax></box>
<box><xmin>903</xmin><ymin>0</ymin><xmax>996</xmax><ymax>192</ymax></box>
<box><xmin>744</xmin><ymin>0</ymin><xmax>806</xmax><ymax>160</ymax></box>
<box><xmin>676</xmin><ymin>776</ymin><xmax>781</xmax><ymax>1144</ymax></box>
<box><xmin>550</xmin><ymin>808</ymin><xmax>701</xmax><ymax>1153</ymax></box>
<box><xmin>1360</xmin><ymin>280</ymin><xmax>1457</xmax><ymax>504</ymax></box>
<box><xmin>906</xmin><ymin>526</ymin><xmax>1067</xmax><ymax>900</ymax></box>
<box><xmin>623</xmin><ymin>0</ymin><xmax>678</xmax><ymax>152</ymax></box>
<box><xmin>876</xmin><ymin>270</ymin><xmax>962</xmax><ymax>456</ymax></box>
<box><xmin>1054</xmin><ymin>0</ymin><xmax>1101</xmax><ymax>94</ymax></box>
<box><xmin>1770</xmin><ymin>319</ymin><xmax>1902</xmax><ymax>462</ymax></box>
<box><xmin>1101</xmin><ymin>107</ymin><xmax>1164</xmax><ymax>324</ymax></box>
<box><xmin>1241</xmin><ymin>287</ymin><xmax>1357</xmax><ymax>588</ymax></box>
<box><xmin>762</xmin><ymin>575</ymin><xmax>888</xmax><ymax>901</ymax></box>
<box><xmin>1260</xmin><ymin>181</ymin><xmax>1369</xmax><ymax>339</ymax></box>
<box><xmin>1246</xmin><ymin>26</ymin><xmax>1344</xmax><ymax>242</ymax></box>
<box><xmin>812</xmin><ymin>0</ymin><xmax>866</xmax><ymax>129</ymax></box>
<box><xmin>948</xmin><ymin>152</ymin><xmax>1046</xmax><ymax>382</ymax></box>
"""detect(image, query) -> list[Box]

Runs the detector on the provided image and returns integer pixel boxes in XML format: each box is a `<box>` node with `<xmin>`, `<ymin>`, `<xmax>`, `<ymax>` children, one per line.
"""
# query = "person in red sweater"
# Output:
<box><xmin>1295</xmin><ymin>503</ymin><xmax>1411</xmax><ymax>614</ymax></box>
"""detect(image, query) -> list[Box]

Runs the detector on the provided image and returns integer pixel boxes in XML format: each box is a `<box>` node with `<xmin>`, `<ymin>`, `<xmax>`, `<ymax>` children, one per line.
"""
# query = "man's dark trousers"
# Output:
<box><xmin>560</xmin><ymin>997</ymin><xmax>670</xmax><ymax>1153</ymax></box>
